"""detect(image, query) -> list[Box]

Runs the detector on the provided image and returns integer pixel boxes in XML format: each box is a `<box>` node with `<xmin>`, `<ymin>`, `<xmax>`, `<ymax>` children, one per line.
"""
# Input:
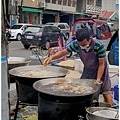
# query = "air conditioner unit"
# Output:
<box><xmin>40</xmin><ymin>0</ymin><xmax>45</xmax><ymax>8</ymax></box>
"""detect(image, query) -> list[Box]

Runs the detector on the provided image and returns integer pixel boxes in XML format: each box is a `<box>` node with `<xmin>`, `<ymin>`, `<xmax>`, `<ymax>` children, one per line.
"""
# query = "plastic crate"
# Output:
<box><xmin>114</xmin><ymin>52</ymin><xmax>119</xmax><ymax>66</ymax></box>
<box><xmin>111</xmin><ymin>39</ymin><xmax>119</xmax><ymax>66</ymax></box>
<box><xmin>111</xmin><ymin>39</ymin><xmax>119</xmax><ymax>52</ymax></box>
<box><xmin>114</xmin><ymin>85</ymin><xmax>119</xmax><ymax>101</ymax></box>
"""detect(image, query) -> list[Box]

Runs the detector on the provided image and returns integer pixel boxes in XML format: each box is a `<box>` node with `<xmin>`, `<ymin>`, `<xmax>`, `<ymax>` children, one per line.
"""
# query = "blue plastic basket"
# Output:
<box><xmin>114</xmin><ymin>85</ymin><xmax>119</xmax><ymax>101</ymax></box>
<box><xmin>114</xmin><ymin>52</ymin><xmax>119</xmax><ymax>66</ymax></box>
<box><xmin>111</xmin><ymin>39</ymin><xmax>119</xmax><ymax>66</ymax></box>
<box><xmin>111</xmin><ymin>39</ymin><xmax>119</xmax><ymax>52</ymax></box>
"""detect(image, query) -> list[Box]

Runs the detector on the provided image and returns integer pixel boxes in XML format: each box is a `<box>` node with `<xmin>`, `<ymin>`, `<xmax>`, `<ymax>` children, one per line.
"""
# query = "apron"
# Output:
<box><xmin>78</xmin><ymin>39</ymin><xmax>111</xmax><ymax>93</ymax></box>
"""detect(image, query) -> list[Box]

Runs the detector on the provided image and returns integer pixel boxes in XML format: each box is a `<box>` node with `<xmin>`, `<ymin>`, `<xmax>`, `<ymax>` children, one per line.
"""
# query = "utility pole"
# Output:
<box><xmin>1</xmin><ymin>0</ymin><xmax>9</xmax><ymax>120</ymax></box>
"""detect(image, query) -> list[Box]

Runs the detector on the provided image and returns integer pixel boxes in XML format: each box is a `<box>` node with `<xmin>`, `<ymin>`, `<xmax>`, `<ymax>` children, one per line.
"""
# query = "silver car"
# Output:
<box><xmin>46</xmin><ymin>22</ymin><xmax>70</xmax><ymax>40</ymax></box>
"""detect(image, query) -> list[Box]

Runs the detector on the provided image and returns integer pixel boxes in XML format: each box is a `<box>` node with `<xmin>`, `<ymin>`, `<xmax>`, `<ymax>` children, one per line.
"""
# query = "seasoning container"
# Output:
<box><xmin>74</xmin><ymin>59</ymin><xmax>84</xmax><ymax>73</ymax></box>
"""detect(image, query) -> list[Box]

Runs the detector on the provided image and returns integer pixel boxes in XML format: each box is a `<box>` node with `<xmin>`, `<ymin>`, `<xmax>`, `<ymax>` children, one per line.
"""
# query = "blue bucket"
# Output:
<box><xmin>114</xmin><ymin>85</ymin><xmax>119</xmax><ymax>101</ymax></box>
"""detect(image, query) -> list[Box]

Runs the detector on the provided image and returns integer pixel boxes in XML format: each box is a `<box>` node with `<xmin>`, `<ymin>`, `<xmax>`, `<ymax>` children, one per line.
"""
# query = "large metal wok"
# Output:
<box><xmin>9</xmin><ymin>65</ymin><xmax>68</xmax><ymax>85</ymax></box>
<box><xmin>9</xmin><ymin>66</ymin><xmax>68</xmax><ymax>104</ymax></box>
<box><xmin>33</xmin><ymin>78</ymin><xmax>99</xmax><ymax>102</ymax></box>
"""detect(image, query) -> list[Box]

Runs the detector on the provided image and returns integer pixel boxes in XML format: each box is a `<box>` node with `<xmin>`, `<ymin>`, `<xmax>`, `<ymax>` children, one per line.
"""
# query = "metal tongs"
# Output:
<box><xmin>115</xmin><ymin>111</ymin><xmax>119</xmax><ymax>119</ymax></box>
<box><xmin>111</xmin><ymin>104</ymin><xmax>119</xmax><ymax>119</ymax></box>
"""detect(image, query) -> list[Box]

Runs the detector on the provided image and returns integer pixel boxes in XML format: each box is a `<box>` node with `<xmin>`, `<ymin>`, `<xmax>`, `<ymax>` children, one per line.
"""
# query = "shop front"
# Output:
<box><xmin>19</xmin><ymin>7</ymin><xmax>43</xmax><ymax>24</ymax></box>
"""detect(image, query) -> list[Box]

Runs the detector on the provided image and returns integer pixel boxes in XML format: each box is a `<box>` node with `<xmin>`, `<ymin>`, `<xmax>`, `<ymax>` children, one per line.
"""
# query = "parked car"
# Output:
<box><xmin>107</xmin><ymin>22</ymin><xmax>118</xmax><ymax>32</ymax></box>
<box><xmin>72</xmin><ymin>18</ymin><xmax>112</xmax><ymax>40</ymax></box>
<box><xmin>21</xmin><ymin>24</ymin><xmax>62</xmax><ymax>49</ymax></box>
<box><xmin>7</xmin><ymin>23</ymin><xmax>32</xmax><ymax>41</ymax></box>
<box><xmin>46</xmin><ymin>22</ymin><xmax>70</xmax><ymax>40</ymax></box>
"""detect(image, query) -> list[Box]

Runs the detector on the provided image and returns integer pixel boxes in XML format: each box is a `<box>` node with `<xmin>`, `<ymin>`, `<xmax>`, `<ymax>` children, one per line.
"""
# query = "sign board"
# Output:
<box><xmin>86</xmin><ymin>5</ymin><xmax>101</xmax><ymax>15</ymax></box>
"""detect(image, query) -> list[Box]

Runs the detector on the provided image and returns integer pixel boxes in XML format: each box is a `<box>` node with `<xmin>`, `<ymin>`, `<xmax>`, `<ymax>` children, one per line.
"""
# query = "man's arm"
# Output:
<box><xmin>51</xmin><ymin>49</ymin><xmax>69</xmax><ymax>60</ymax></box>
<box><xmin>97</xmin><ymin>58</ymin><xmax>105</xmax><ymax>81</ymax></box>
<box><xmin>43</xmin><ymin>49</ymin><xmax>68</xmax><ymax>66</ymax></box>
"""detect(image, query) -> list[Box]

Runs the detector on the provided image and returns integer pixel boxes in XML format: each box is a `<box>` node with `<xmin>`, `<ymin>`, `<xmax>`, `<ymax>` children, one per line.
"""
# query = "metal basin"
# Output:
<box><xmin>86</xmin><ymin>107</ymin><xmax>119</xmax><ymax>120</ymax></box>
<box><xmin>8</xmin><ymin>57</ymin><xmax>31</xmax><ymax>70</ymax></box>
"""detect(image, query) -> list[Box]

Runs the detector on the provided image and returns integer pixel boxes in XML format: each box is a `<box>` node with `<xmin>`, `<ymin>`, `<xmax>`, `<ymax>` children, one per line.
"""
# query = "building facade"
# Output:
<box><xmin>76</xmin><ymin>0</ymin><xmax>102</xmax><ymax>13</ymax></box>
<box><xmin>102</xmin><ymin>0</ymin><xmax>119</xmax><ymax>14</ymax></box>
<box><xmin>9</xmin><ymin>0</ymin><xmax>77</xmax><ymax>26</ymax></box>
<box><xmin>9</xmin><ymin>0</ymin><xmax>118</xmax><ymax>27</ymax></box>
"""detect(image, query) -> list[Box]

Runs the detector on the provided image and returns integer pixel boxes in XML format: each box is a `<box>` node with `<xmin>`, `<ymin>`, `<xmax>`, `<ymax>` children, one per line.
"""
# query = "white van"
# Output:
<box><xmin>7</xmin><ymin>23</ymin><xmax>32</xmax><ymax>41</ymax></box>
<box><xmin>46</xmin><ymin>22</ymin><xmax>70</xmax><ymax>40</ymax></box>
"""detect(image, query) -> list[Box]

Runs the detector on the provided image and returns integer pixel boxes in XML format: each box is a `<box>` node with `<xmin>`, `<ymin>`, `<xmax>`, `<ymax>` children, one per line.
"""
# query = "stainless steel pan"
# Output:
<box><xmin>86</xmin><ymin>107</ymin><xmax>119</xmax><ymax>120</ymax></box>
<box><xmin>8</xmin><ymin>57</ymin><xmax>31</xmax><ymax>70</ymax></box>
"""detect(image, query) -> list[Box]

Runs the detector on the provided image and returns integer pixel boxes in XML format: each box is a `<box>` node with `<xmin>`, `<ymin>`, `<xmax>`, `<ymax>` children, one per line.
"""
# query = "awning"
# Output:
<box><xmin>43</xmin><ymin>10</ymin><xmax>59</xmax><ymax>14</ymax></box>
<box><xmin>60</xmin><ymin>11</ymin><xmax>92</xmax><ymax>16</ymax></box>
<box><xmin>61</xmin><ymin>11</ymin><xmax>73</xmax><ymax>14</ymax></box>
<box><xmin>74</xmin><ymin>12</ymin><xmax>92</xmax><ymax>16</ymax></box>
<box><xmin>22</xmin><ymin>7</ymin><xmax>42</xmax><ymax>13</ymax></box>
<box><xmin>74</xmin><ymin>12</ymin><xmax>84</xmax><ymax>15</ymax></box>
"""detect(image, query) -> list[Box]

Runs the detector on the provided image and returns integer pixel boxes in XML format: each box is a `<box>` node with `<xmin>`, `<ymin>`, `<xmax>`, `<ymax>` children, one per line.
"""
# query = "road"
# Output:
<box><xmin>8</xmin><ymin>38</ymin><xmax>110</xmax><ymax>59</ymax></box>
<box><xmin>8</xmin><ymin>41</ymin><xmax>31</xmax><ymax>58</ymax></box>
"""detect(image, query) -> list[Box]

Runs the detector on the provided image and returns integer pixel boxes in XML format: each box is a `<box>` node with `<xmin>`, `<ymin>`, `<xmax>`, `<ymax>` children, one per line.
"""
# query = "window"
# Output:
<box><xmin>106</xmin><ymin>25</ymin><xmax>111</xmax><ymax>32</ymax></box>
<box><xmin>22</xmin><ymin>26</ymin><xmax>27</xmax><ymax>31</ymax></box>
<box><xmin>45</xmin><ymin>0</ymin><xmax>50</xmax><ymax>3</ymax></box>
<box><xmin>72</xmin><ymin>1</ymin><xmax>76</xmax><ymax>7</ymax></box>
<box><xmin>11</xmin><ymin>25</ymin><xmax>22</xmax><ymax>29</ymax></box>
<box><xmin>96</xmin><ymin>0</ymin><xmax>102</xmax><ymax>7</ymax></box>
<box><xmin>58</xmin><ymin>0</ymin><xmax>62</xmax><ymax>5</ymax></box>
<box><xmin>47</xmin><ymin>26</ymin><xmax>53</xmax><ymax>32</ymax></box>
<box><xmin>68</xmin><ymin>0</ymin><xmax>71</xmax><ymax>6</ymax></box>
<box><xmin>75</xmin><ymin>22</ymin><xmax>90</xmax><ymax>32</ymax></box>
<box><xmin>87</xmin><ymin>0</ymin><xmax>91</xmax><ymax>5</ymax></box>
<box><xmin>58</xmin><ymin>24</ymin><xmax>65</xmax><ymax>29</ymax></box>
<box><xmin>65</xmin><ymin>24</ymin><xmax>70</xmax><ymax>28</ymax></box>
<box><xmin>63</xmin><ymin>0</ymin><xmax>67</xmax><ymax>5</ymax></box>
<box><xmin>52</xmin><ymin>0</ymin><xmax>56</xmax><ymax>4</ymax></box>
<box><xmin>44</xmin><ymin>27</ymin><xmax>48</xmax><ymax>32</ymax></box>
<box><xmin>25</xmin><ymin>27</ymin><xmax>42</xmax><ymax>33</ymax></box>
<box><xmin>52</xmin><ymin>26</ymin><xmax>60</xmax><ymax>32</ymax></box>
<box><xmin>101</xmin><ymin>24</ymin><xmax>106</xmax><ymax>32</ymax></box>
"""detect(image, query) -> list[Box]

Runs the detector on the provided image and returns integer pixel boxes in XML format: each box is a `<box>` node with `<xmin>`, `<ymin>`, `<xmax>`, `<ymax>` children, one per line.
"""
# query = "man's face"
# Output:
<box><xmin>77</xmin><ymin>38</ymin><xmax>91</xmax><ymax>47</ymax></box>
<box><xmin>77</xmin><ymin>39</ymin><xmax>91</xmax><ymax>52</ymax></box>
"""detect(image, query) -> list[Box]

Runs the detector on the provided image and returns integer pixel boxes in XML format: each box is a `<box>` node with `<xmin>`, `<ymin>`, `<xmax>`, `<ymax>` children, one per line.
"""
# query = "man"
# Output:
<box><xmin>88</xmin><ymin>20</ymin><xmax>97</xmax><ymax>38</ymax></box>
<box><xmin>81</xmin><ymin>22</ymin><xmax>88</xmax><ymax>29</ymax></box>
<box><xmin>43</xmin><ymin>28</ymin><xmax>113</xmax><ymax>105</ymax></box>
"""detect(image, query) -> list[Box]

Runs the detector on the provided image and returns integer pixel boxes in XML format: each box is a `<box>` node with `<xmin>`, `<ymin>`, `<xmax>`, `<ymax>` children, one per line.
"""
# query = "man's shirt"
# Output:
<box><xmin>66</xmin><ymin>40</ymin><xmax>106</xmax><ymax>58</ymax></box>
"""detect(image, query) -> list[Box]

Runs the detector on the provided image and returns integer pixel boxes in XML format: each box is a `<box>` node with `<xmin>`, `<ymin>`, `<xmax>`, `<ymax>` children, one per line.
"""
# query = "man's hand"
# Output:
<box><xmin>94</xmin><ymin>78</ymin><xmax>103</xmax><ymax>84</ymax></box>
<box><xmin>43</xmin><ymin>56</ymin><xmax>53</xmax><ymax>67</ymax></box>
